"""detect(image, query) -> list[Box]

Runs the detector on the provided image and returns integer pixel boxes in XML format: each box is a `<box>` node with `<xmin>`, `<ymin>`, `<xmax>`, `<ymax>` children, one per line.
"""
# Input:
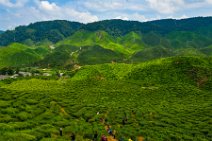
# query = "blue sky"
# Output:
<box><xmin>0</xmin><ymin>0</ymin><xmax>212</xmax><ymax>30</ymax></box>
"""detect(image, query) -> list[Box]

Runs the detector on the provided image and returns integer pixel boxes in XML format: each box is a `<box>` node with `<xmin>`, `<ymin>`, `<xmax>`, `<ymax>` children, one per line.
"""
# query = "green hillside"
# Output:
<box><xmin>72</xmin><ymin>56</ymin><xmax>212</xmax><ymax>89</ymax></box>
<box><xmin>37</xmin><ymin>45</ymin><xmax>78</xmax><ymax>68</ymax></box>
<box><xmin>77</xmin><ymin>45</ymin><xmax>125</xmax><ymax>65</ymax></box>
<box><xmin>37</xmin><ymin>44</ymin><xmax>125</xmax><ymax>68</ymax></box>
<box><xmin>71</xmin><ymin>63</ymin><xmax>133</xmax><ymax>80</ymax></box>
<box><xmin>200</xmin><ymin>45</ymin><xmax>212</xmax><ymax>56</ymax></box>
<box><xmin>0</xmin><ymin>57</ymin><xmax>211</xmax><ymax>140</ymax></box>
<box><xmin>0</xmin><ymin>43</ymin><xmax>49</xmax><ymax>69</ymax></box>
<box><xmin>131</xmin><ymin>47</ymin><xmax>174</xmax><ymax>62</ymax></box>
<box><xmin>56</xmin><ymin>30</ymin><xmax>144</xmax><ymax>55</ymax></box>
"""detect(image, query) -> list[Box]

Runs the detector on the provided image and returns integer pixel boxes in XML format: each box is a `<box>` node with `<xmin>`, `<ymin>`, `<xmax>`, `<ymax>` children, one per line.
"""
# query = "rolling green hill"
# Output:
<box><xmin>0</xmin><ymin>43</ymin><xmax>49</xmax><ymax>69</ymax></box>
<box><xmin>37</xmin><ymin>44</ymin><xmax>125</xmax><ymax>68</ymax></box>
<box><xmin>0</xmin><ymin>56</ymin><xmax>211</xmax><ymax>140</ymax></box>
<box><xmin>56</xmin><ymin>30</ymin><xmax>144</xmax><ymax>55</ymax></box>
<box><xmin>131</xmin><ymin>46</ymin><xmax>174</xmax><ymax>62</ymax></box>
<box><xmin>77</xmin><ymin>45</ymin><xmax>125</xmax><ymax>65</ymax></box>
<box><xmin>72</xmin><ymin>56</ymin><xmax>212</xmax><ymax>89</ymax></box>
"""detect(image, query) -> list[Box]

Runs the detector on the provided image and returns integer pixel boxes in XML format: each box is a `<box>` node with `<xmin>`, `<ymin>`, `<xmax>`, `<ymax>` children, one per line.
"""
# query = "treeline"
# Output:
<box><xmin>0</xmin><ymin>67</ymin><xmax>18</xmax><ymax>75</ymax></box>
<box><xmin>83</xmin><ymin>17</ymin><xmax>212</xmax><ymax>36</ymax></box>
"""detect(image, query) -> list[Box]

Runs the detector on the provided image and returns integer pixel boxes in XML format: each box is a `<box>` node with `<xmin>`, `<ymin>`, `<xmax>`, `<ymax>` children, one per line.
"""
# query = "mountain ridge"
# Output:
<box><xmin>0</xmin><ymin>17</ymin><xmax>211</xmax><ymax>69</ymax></box>
<box><xmin>0</xmin><ymin>17</ymin><xmax>212</xmax><ymax>46</ymax></box>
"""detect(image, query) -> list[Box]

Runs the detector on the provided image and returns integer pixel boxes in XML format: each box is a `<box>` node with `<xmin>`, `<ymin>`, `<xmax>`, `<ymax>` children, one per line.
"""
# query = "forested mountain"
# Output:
<box><xmin>0</xmin><ymin>17</ymin><xmax>212</xmax><ymax>68</ymax></box>
<box><xmin>83</xmin><ymin>17</ymin><xmax>212</xmax><ymax>36</ymax></box>
<box><xmin>0</xmin><ymin>20</ymin><xmax>83</xmax><ymax>46</ymax></box>
<box><xmin>0</xmin><ymin>17</ymin><xmax>211</xmax><ymax>47</ymax></box>
<box><xmin>0</xmin><ymin>30</ymin><xmax>4</xmax><ymax>34</ymax></box>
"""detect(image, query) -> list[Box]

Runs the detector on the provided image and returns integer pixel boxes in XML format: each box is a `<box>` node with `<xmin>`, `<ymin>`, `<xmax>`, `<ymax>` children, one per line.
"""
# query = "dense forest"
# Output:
<box><xmin>0</xmin><ymin>21</ymin><xmax>82</xmax><ymax>46</ymax></box>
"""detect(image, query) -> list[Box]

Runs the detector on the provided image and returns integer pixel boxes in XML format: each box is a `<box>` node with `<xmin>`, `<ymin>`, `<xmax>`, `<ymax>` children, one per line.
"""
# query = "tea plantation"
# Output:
<box><xmin>0</xmin><ymin>57</ymin><xmax>211</xmax><ymax>141</ymax></box>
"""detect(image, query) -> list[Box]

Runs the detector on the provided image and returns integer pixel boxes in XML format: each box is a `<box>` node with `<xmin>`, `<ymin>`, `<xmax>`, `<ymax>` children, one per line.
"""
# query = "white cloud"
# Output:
<box><xmin>0</xmin><ymin>0</ymin><xmax>27</xmax><ymax>8</ymax></box>
<box><xmin>114</xmin><ymin>13</ymin><xmax>148</xmax><ymax>22</ymax></box>
<box><xmin>167</xmin><ymin>14</ymin><xmax>188</xmax><ymax>19</ymax></box>
<box><xmin>30</xmin><ymin>0</ymin><xmax>98</xmax><ymax>23</ymax></box>
<box><xmin>39</xmin><ymin>0</ymin><xmax>59</xmax><ymax>11</ymax></box>
<box><xmin>84</xmin><ymin>1</ymin><xmax>121</xmax><ymax>11</ymax></box>
<box><xmin>206</xmin><ymin>0</ymin><xmax>212</xmax><ymax>4</ymax></box>
<box><xmin>146</xmin><ymin>0</ymin><xmax>185</xmax><ymax>14</ymax></box>
<box><xmin>115</xmin><ymin>16</ymin><xmax>129</xmax><ymax>20</ymax></box>
<box><xmin>179</xmin><ymin>14</ymin><xmax>188</xmax><ymax>19</ymax></box>
<box><xmin>128</xmin><ymin>13</ymin><xmax>148</xmax><ymax>21</ymax></box>
<box><xmin>63</xmin><ymin>9</ymin><xmax>99</xmax><ymax>23</ymax></box>
<box><xmin>0</xmin><ymin>0</ymin><xmax>99</xmax><ymax>30</ymax></box>
<box><xmin>145</xmin><ymin>0</ymin><xmax>212</xmax><ymax>14</ymax></box>
<box><xmin>83</xmin><ymin>0</ymin><xmax>145</xmax><ymax>12</ymax></box>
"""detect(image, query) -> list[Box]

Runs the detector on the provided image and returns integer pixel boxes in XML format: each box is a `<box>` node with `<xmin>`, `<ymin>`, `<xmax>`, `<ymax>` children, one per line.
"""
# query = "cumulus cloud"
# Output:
<box><xmin>83</xmin><ymin>0</ymin><xmax>145</xmax><ymax>12</ymax></box>
<box><xmin>146</xmin><ymin>0</ymin><xmax>185</xmax><ymax>14</ymax></box>
<box><xmin>32</xmin><ymin>0</ymin><xmax>98</xmax><ymax>23</ymax></box>
<box><xmin>206</xmin><ymin>0</ymin><xmax>212</xmax><ymax>4</ymax></box>
<box><xmin>0</xmin><ymin>0</ymin><xmax>27</xmax><ymax>8</ymax></box>
<box><xmin>115</xmin><ymin>16</ymin><xmax>129</xmax><ymax>21</ymax></box>
<box><xmin>145</xmin><ymin>0</ymin><xmax>212</xmax><ymax>14</ymax></box>
<box><xmin>39</xmin><ymin>0</ymin><xmax>59</xmax><ymax>11</ymax></box>
<box><xmin>167</xmin><ymin>14</ymin><xmax>188</xmax><ymax>20</ymax></box>
<box><xmin>0</xmin><ymin>0</ymin><xmax>99</xmax><ymax>30</ymax></box>
<box><xmin>84</xmin><ymin>1</ymin><xmax>122</xmax><ymax>11</ymax></box>
<box><xmin>115</xmin><ymin>13</ymin><xmax>148</xmax><ymax>22</ymax></box>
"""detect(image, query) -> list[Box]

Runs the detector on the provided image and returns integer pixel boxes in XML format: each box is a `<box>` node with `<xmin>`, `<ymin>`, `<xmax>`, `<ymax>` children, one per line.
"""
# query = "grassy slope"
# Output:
<box><xmin>77</xmin><ymin>45</ymin><xmax>125</xmax><ymax>65</ymax></box>
<box><xmin>199</xmin><ymin>45</ymin><xmax>212</xmax><ymax>56</ymax></box>
<box><xmin>0</xmin><ymin>56</ymin><xmax>211</xmax><ymax>141</ymax></box>
<box><xmin>131</xmin><ymin>46</ymin><xmax>175</xmax><ymax>62</ymax></box>
<box><xmin>55</xmin><ymin>30</ymin><xmax>212</xmax><ymax>66</ymax></box>
<box><xmin>38</xmin><ymin>44</ymin><xmax>125</xmax><ymax>67</ymax></box>
<box><xmin>0</xmin><ymin>43</ymin><xmax>49</xmax><ymax>69</ymax></box>
<box><xmin>56</xmin><ymin>30</ymin><xmax>144</xmax><ymax>56</ymax></box>
<box><xmin>167</xmin><ymin>31</ymin><xmax>211</xmax><ymax>48</ymax></box>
